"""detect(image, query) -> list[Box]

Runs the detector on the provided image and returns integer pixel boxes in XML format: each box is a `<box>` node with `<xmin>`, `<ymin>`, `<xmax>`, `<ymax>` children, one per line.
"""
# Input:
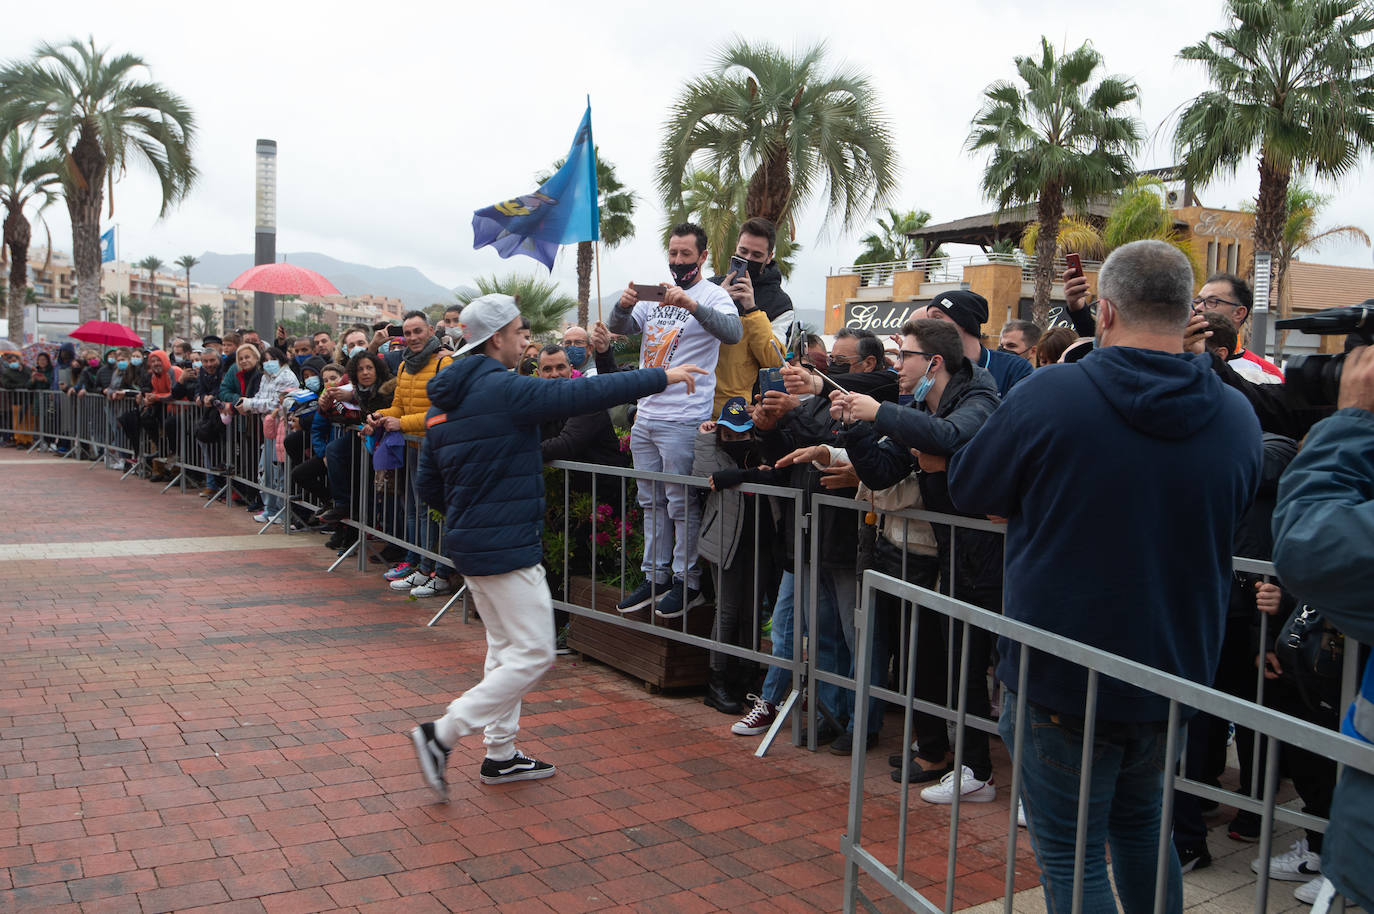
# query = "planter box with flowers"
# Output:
<box><xmin>543</xmin><ymin>464</ymin><xmax>712</xmax><ymax>692</ymax></box>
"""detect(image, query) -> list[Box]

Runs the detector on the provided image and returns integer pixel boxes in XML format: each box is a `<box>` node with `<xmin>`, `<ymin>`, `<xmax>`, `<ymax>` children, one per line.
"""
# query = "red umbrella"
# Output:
<box><xmin>70</xmin><ymin>320</ymin><xmax>145</xmax><ymax>348</ymax></box>
<box><xmin>229</xmin><ymin>263</ymin><xmax>341</xmax><ymax>296</ymax></box>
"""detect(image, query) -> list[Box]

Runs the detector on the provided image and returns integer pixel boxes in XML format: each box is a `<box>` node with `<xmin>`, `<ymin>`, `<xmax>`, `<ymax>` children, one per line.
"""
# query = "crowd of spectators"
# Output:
<box><xmin>5</xmin><ymin>218</ymin><xmax>1369</xmax><ymax>910</ymax></box>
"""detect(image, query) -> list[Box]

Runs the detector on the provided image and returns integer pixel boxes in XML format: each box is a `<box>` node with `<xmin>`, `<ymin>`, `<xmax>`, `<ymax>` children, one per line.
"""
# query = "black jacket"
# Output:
<box><xmin>842</xmin><ymin>360</ymin><xmax>1003</xmax><ymax>595</ymax></box>
<box><xmin>751</xmin><ymin>262</ymin><xmax>792</xmax><ymax>323</ymax></box>
<box><xmin>541</xmin><ymin>408</ymin><xmax>627</xmax><ymax>468</ymax></box>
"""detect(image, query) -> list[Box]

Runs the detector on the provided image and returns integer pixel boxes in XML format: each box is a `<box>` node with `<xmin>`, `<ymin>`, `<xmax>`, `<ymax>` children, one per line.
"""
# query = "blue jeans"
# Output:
<box><xmin>400</xmin><ymin>462</ymin><xmax>438</xmax><ymax>576</ymax></box>
<box><xmin>999</xmin><ymin>696</ymin><xmax>1183</xmax><ymax>914</ymax></box>
<box><xmin>259</xmin><ymin>440</ymin><xmax>284</xmax><ymax>514</ymax></box>
<box><xmin>761</xmin><ymin>570</ymin><xmax>842</xmax><ymax>723</ymax></box>
<box><xmin>629</xmin><ymin>417</ymin><xmax>702</xmax><ymax>588</ymax></box>
<box><xmin>325</xmin><ymin>434</ymin><xmax>355</xmax><ymax>508</ymax></box>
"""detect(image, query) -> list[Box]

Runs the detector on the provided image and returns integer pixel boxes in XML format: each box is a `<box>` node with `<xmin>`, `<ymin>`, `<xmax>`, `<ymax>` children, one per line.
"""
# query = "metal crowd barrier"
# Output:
<box><xmin>840</xmin><ymin>568</ymin><xmax>1372</xmax><ymax>914</ymax></box>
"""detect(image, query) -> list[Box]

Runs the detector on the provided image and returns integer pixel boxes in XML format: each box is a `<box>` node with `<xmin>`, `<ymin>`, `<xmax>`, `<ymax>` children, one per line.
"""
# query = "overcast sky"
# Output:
<box><xmin>6</xmin><ymin>0</ymin><xmax>1373</xmax><ymax>314</ymax></box>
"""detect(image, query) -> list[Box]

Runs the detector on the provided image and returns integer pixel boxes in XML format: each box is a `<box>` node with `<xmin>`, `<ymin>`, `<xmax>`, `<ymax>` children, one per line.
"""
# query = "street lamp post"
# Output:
<box><xmin>253</xmin><ymin>139</ymin><xmax>277</xmax><ymax>335</ymax></box>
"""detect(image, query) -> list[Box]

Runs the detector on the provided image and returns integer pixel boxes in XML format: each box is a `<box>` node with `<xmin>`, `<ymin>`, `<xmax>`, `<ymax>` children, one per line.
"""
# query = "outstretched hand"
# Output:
<box><xmin>773</xmin><ymin>445</ymin><xmax>832</xmax><ymax>469</ymax></box>
<box><xmin>665</xmin><ymin>364</ymin><xmax>708</xmax><ymax>393</ymax></box>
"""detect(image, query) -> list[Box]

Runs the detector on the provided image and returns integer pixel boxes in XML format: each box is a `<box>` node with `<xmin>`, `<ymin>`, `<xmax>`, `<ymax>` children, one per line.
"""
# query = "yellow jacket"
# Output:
<box><xmin>713</xmin><ymin>308</ymin><xmax>784</xmax><ymax>414</ymax></box>
<box><xmin>378</xmin><ymin>351</ymin><xmax>453</xmax><ymax>436</ymax></box>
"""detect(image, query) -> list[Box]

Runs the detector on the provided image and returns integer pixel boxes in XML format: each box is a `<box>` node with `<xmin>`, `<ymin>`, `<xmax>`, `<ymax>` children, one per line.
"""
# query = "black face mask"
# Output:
<box><xmin>826</xmin><ymin>362</ymin><xmax>851</xmax><ymax>377</ymax></box>
<box><xmin>721</xmin><ymin>438</ymin><xmax>752</xmax><ymax>466</ymax></box>
<box><xmin>669</xmin><ymin>260</ymin><xmax>703</xmax><ymax>287</ymax></box>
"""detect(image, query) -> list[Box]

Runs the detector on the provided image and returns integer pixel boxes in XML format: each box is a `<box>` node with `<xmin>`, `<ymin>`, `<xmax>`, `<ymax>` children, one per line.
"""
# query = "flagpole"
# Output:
<box><xmin>594</xmin><ymin>241</ymin><xmax>603</xmax><ymax>326</ymax></box>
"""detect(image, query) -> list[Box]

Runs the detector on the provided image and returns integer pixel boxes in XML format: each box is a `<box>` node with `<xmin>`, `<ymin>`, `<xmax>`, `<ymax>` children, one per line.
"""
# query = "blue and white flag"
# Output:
<box><xmin>99</xmin><ymin>227</ymin><xmax>116</xmax><ymax>264</ymax></box>
<box><xmin>472</xmin><ymin>103</ymin><xmax>599</xmax><ymax>271</ymax></box>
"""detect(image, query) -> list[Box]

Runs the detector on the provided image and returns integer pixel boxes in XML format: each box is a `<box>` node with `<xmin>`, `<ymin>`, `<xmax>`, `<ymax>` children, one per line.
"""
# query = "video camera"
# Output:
<box><xmin>1275</xmin><ymin>301</ymin><xmax>1374</xmax><ymax>405</ymax></box>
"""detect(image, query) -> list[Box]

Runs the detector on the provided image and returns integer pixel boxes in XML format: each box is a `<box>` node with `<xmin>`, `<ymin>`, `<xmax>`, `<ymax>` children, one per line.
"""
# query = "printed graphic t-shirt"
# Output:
<box><xmin>626</xmin><ymin>279</ymin><xmax>736</xmax><ymax>422</ymax></box>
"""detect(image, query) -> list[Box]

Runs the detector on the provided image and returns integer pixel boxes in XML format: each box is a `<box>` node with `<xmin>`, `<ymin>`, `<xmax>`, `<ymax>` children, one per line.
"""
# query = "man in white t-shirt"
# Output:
<box><xmin>608</xmin><ymin>222</ymin><xmax>743</xmax><ymax>618</ymax></box>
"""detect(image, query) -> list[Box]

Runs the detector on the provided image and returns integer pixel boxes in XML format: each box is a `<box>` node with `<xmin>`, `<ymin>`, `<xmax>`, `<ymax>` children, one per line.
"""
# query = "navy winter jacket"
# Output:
<box><xmin>417</xmin><ymin>354</ymin><xmax>668</xmax><ymax>577</ymax></box>
<box><xmin>947</xmin><ymin>346</ymin><xmax>1262</xmax><ymax>721</ymax></box>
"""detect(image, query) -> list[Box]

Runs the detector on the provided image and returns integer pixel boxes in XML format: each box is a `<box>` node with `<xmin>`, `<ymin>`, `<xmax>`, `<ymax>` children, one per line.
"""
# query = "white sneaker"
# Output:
<box><xmin>410</xmin><ymin>574</ymin><xmax>452</xmax><ymax>598</ymax></box>
<box><xmin>390</xmin><ymin>570</ymin><xmax>429</xmax><ymax>592</ymax></box>
<box><xmin>1252</xmin><ymin>838</ymin><xmax>1322</xmax><ymax>882</ymax></box>
<box><xmin>253</xmin><ymin>511</ymin><xmax>271</xmax><ymax>523</ymax></box>
<box><xmin>1294</xmin><ymin>876</ymin><xmax>1333</xmax><ymax>906</ymax></box>
<box><xmin>920</xmin><ymin>765</ymin><xmax>995</xmax><ymax>804</ymax></box>
<box><xmin>1017</xmin><ymin>799</ymin><xmax>1028</xmax><ymax>827</ymax></box>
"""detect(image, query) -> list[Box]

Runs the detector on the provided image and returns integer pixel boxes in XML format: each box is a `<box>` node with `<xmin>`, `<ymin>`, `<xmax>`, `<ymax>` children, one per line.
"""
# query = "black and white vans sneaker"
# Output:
<box><xmin>479</xmin><ymin>751</ymin><xmax>555</xmax><ymax>785</ymax></box>
<box><xmin>410</xmin><ymin>721</ymin><xmax>450</xmax><ymax>801</ymax></box>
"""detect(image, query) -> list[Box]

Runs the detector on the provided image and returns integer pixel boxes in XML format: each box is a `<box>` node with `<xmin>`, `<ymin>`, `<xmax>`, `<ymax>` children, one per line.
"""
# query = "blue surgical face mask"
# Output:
<box><xmin>911</xmin><ymin>362</ymin><xmax>936</xmax><ymax>405</ymax></box>
<box><xmin>563</xmin><ymin>345</ymin><xmax>587</xmax><ymax>369</ymax></box>
<box><xmin>130</xmin><ymin>356</ymin><xmax>144</xmax><ymax>367</ymax></box>
<box><xmin>106</xmin><ymin>355</ymin><xmax>116</xmax><ymax>364</ymax></box>
<box><xmin>116</xmin><ymin>359</ymin><xmax>129</xmax><ymax>371</ymax></box>
<box><xmin>294</xmin><ymin>354</ymin><xmax>309</xmax><ymax>366</ymax></box>
<box><xmin>262</xmin><ymin>360</ymin><xmax>281</xmax><ymax>376</ymax></box>
<box><xmin>348</xmin><ymin>345</ymin><xmax>366</xmax><ymax>359</ymax></box>
<box><xmin>304</xmin><ymin>376</ymin><xmax>321</xmax><ymax>392</ymax></box>
<box><xmin>5</xmin><ymin>361</ymin><xmax>19</xmax><ymax>371</ymax></box>
<box><xmin>378</xmin><ymin>341</ymin><xmax>390</xmax><ymax>354</ymax></box>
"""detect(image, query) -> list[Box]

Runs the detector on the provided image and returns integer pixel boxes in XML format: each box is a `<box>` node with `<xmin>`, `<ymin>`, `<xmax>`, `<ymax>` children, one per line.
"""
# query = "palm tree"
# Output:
<box><xmin>0</xmin><ymin>38</ymin><xmax>197</xmax><ymax>323</ymax></box>
<box><xmin>124</xmin><ymin>297</ymin><xmax>147</xmax><ymax>334</ymax></box>
<box><xmin>1174</xmin><ymin>0</ymin><xmax>1374</xmax><ymax>278</ymax></box>
<box><xmin>156</xmin><ymin>296</ymin><xmax>178</xmax><ymax>338</ymax></box>
<box><xmin>194</xmin><ymin>303</ymin><xmax>218</xmax><ymax>336</ymax></box>
<box><xmin>0</xmin><ymin>130</ymin><xmax>61</xmax><ymax>340</ymax></box>
<box><xmin>135</xmin><ymin>256</ymin><xmax>163</xmax><ymax>309</ymax></box>
<box><xmin>536</xmin><ymin>149</ymin><xmax>637</xmax><ymax>328</ymax></box>
<box><xmin>101</xmin><ymin>290</ymin><xmax>121</xmax><ymax>322</ymax></box>
<box><xmin>1022</xmin><ymin>178</ymin><xmax>1204</xmax><ymax>277</ymax></box>
<box><xmin>175</xmin><ymin>254</ymin><xmax>199</xmax><ymax>337</ymax></box>
<box><xmin>299</xmin><ymin>302</ymin><xmax>327</xmax><ymax>332</ymax></box>
<box><xmin>852</xmin><ymin>208</ymin><xmax>947</xmax><ymax>283</ymax></box>
<box><xmin>455</xmin><ymin>273</ymin><xmax>576</xmax><ymax>337</ymax></box>
<box><xmin>968</xmin><ymin>37</ymin><xmax>1143</xmax><ymax>325</ymax></box>
<box><xmin>658</xmin><ymin>40</ymin><xmax>897</xmax><ymax>241</ymax></box>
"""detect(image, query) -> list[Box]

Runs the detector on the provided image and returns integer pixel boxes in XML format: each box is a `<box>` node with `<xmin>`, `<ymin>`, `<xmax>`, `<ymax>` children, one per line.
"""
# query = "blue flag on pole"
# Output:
<box><xmin>472</xmin><ymin>103</ymin><xmax>599</xmax><ymax>271</ymax></box>
<box><xmin>99</xmin><ymin>227</ymin><xmax>116</xmax><ymax>264</ymax></box>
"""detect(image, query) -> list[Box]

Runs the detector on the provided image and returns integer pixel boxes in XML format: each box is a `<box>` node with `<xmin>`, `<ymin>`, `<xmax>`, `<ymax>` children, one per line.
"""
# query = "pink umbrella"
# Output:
<box><xmin>229</xmin><ymin>263</ymin><xmax>342</xmax><ymax>296</ymax></box>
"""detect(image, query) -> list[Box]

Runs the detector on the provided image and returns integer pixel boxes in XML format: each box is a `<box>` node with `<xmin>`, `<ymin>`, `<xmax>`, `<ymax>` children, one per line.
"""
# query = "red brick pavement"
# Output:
<box><xmin>0</xmin><ymin>452</ymin><xmax>1038</xmax><ymax>912</ymax></box>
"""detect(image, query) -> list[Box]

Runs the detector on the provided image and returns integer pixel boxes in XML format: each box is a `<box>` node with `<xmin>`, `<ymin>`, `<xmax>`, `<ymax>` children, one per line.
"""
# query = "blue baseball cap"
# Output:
<box><xmin>716</xmin><ymin>396</ymin><xmax>753</xmax><ymax>432</ymax></box>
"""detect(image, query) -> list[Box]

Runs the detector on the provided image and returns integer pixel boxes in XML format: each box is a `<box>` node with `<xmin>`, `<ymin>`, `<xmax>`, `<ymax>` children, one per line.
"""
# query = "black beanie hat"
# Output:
<box><xmin>929</xmin><ymin>290</ymin><xmax>989</xmax><ymax>337</ymax></box>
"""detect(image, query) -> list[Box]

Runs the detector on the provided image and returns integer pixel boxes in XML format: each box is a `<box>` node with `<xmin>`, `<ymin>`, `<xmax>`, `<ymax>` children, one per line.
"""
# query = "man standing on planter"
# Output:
<box><xmin>409</xmin><ymin>294</ymin><xmax>705</xmax><ymax>800</ymax></box>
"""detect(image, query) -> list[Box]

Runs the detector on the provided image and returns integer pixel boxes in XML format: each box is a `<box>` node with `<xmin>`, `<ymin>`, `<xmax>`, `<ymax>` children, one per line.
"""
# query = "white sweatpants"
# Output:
<box><xmin>434</xmin><ymin>564</ymin><xmax>555</xmax><ymax>761</ymax></box>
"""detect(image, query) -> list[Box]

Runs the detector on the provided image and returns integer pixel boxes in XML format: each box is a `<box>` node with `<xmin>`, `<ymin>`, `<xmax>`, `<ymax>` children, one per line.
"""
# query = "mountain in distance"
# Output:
<box><xmin>193</xmin><ymin>252</ymin><xmax>455</xmax><ymax>306</ymax></box>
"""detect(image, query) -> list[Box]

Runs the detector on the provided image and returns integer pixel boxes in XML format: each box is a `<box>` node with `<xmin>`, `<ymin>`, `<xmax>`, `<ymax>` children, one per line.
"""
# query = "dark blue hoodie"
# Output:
<box><xmin>947</xmin><ymin>346</ymin><xmax>1262</xmax><ymax>721</ymax></box>
<box><xmin>417</xmin><ymin>354</ymin><xmax>668</xmax><ymax>577</ymax></box>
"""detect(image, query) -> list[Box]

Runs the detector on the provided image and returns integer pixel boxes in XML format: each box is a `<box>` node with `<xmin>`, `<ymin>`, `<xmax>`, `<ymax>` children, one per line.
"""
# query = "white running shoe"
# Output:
<box><xmin>410</xmin><ymin>574</ymin><xmax>452</xmax><ymax>598</ymax></box>
<box><xmin>1017</xmin><ymin>799</ymin><xmax>1028</xmax><ymax>827</ymax></box>
<box><xmin>1252</xmin><ymin>837</ymin><xmax>1322</xmax><ymax>882</ymax></box>
<box><xmin>1294</xmin><ymin>876</ymin><xmax>1333</xmax><ymax>906</ymax></box>
<box><xmin>390</xmin><ymin>570</ymin><xmax>429</xmax><ymax>592</ymax></box>
<box><xmin>920</xmin><ymin>765</ymin><xmax>995</xmax><ymax>804</ymax></box>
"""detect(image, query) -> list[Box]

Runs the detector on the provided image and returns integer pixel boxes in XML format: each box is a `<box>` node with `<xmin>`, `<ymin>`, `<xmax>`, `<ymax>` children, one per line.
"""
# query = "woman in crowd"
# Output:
<box><xmin>235</xmin><ymin>346</ymin><xmax>299</xmax><ymax>524</ymax></box>
<box><xmin>317</xmin><ymin>351</ymin><xmax>395</xmax><ymax>551</ymax></box>
<box><xmin>221</xmin><ymin>344</ymin><xmax>265</xmax><ymax>510</ymax></box>
<box><xmin>1034</xmin><ymin>326</ymin><xmax>1079</xmax><ymax>368</ymax></box>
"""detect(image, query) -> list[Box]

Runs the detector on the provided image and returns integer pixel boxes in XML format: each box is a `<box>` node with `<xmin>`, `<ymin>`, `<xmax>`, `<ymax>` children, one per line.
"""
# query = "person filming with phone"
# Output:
<box><xmin>708</xmin><ymin>217</ymin><xmax>786</xmax><ymax>413</ymax></box>
<box><xmin>609</xmin><ymin>221</ymin><xmax>742</xmax><ymax>619</ymax></box>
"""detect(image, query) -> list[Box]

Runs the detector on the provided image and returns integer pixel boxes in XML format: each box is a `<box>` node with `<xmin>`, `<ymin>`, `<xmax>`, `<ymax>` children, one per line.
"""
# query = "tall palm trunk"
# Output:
<box><xmin>67</xmin><ymin>124</ymin><xmax>107</xmax><ymax>325</ymax></box>
<box><xmin>1032</xmin><ymin>185</ymin><xmax>1063</xmax><ymax>327</ymax></box>
<box><xmin>5</xmin><ymin>209</ymin><xmax>30</xmax><ymax>341</ymax></box>
<box><xmin>1251</xmin><ymin>151</ymin><xmax>1290</xmax><ymax>315</ymax></box>
<box><xmin>575</xmin><ymin>240</ymin><xmax>592</xmax><ymax>328</ymax></box>
<box><xmin>746</xmin><ymin>150</ymin><xmax>793</xmax><ymax>226</ymax></box>
<box><xmin>183</xmin><ymin>270</ymin><xmax>192</xmax><ymax>338</ymax></box>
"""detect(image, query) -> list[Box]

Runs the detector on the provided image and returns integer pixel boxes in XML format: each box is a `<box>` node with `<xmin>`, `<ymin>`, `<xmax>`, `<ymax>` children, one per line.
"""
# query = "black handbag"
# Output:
<box><xmin>193</xmin><ymin>408</ymin><xmax>225</xmax><ymax>444</ymax></box>
<box><xmin>1275</xmin><ymin>604</ymin><xmax>1345</xmax><ymax>714</ymax></box>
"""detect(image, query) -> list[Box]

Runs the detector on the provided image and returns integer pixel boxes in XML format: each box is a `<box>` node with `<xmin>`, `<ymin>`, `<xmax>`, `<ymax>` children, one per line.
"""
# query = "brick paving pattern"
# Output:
<box><xmin>0</xmin><ymin>449</ymin><xmax>1173</xmax><ymax>914</ymax></box>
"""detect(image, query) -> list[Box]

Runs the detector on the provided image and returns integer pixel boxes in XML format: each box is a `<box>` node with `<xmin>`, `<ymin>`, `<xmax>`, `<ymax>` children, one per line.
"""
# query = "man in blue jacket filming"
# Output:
<box><xmin>409</xmin><ymin>294</ymin><xmax>705</xmax><ymax>800</ymax></box>
<box><xmin>1271</xmin><ymin>342</ymin><xmax>1374</xmax><ymax>910</ymax></box>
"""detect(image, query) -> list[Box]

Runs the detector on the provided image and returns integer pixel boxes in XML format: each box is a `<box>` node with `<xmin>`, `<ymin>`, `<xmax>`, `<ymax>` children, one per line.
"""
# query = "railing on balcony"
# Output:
<box><xmin>832</xmin><ymin>253</ymin><xmax>1101</xmax><ymax>289</ymax></box>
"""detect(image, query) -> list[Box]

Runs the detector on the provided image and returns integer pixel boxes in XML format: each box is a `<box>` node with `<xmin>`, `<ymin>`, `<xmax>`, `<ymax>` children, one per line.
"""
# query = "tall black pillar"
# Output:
<box><xmin>253</xmin><ymin>139</ymin><xmax>277</xmax><ymax>335</ymax></box>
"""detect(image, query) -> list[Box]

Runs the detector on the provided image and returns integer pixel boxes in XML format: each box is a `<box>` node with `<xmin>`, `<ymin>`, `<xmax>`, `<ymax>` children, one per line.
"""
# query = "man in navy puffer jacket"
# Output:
<box><xmin>409</xmin><ymin>294</ymin><xmax>705</xmax><ymax>800</ymax></box>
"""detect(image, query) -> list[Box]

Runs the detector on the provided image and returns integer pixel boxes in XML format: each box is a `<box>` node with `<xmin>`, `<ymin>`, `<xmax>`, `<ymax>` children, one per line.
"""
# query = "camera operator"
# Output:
<box><xmin>1270</xmin><ymin>344</ymin><xmax>1374</xmax><ymax>911</ymax></box>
